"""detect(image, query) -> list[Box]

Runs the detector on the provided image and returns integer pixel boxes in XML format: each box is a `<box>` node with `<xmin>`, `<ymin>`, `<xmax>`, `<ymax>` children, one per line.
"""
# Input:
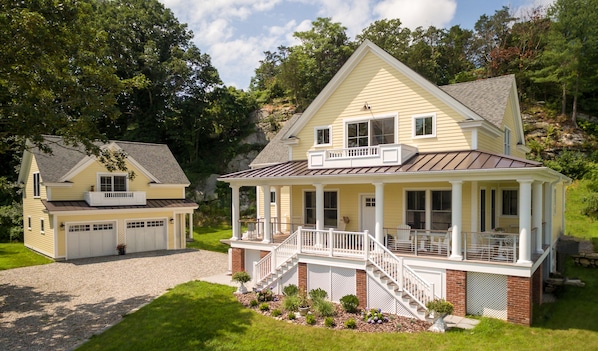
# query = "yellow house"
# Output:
<box><xmin>219</xmin><ymin>41</ymin><xmax>570</xmax><ymax>326</ymax></box>
<box><xmin>18</xmin><ymin>136</ymin><xmax>197</xmax><ymax>260</ymax></box>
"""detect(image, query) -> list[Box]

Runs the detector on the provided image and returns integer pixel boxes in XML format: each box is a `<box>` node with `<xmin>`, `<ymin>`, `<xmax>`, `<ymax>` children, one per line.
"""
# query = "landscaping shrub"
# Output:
<box><xmin>249</xmin><ymin>299</ymin><xmax>259</xmax><ymax>307</ymax></box>
<box><xmin>313</xmin><ymin>300</ymin><xmax>335</xmax><ymax>317</ymax></box>
<box><xmin>271</xmin><ymin>309</ymin><xmax>282</xmax><ymax>317</ymax></box>
<box><xmin>306</xmin><ymin>314</ymin><xmax>316</xmax><ymax>325</ymax></box>
<box><xmin>287</xmin><ymin>311</ymin><xmax>296</xmax><ymax>320</ymax></box>
<box><xmin>324</xmin><ymin>317</ymin><xmax>335</xmax><ymax>327</ymax></box>
<box><xmin>283</xmin><ymin>284</ymin><xmax>299</xmax><ymax>296</ymax></box>
<box><xmin>282</xmin><ymin>295</ymin><xmax>300</xmax><ymax>311</ymax></box>
<box><xmin>344</xmin><ymin>318</ymin><xmax>357</xmax><ymax>329</ymax></box>
<box><xmin>308</xmin><ymin>288</ymin><xmax>328</xmax><ymax>302</ymax></box>
<box><xmin>256</xmin><ymin>286</ymin><xmax>275</xmax><ymax>302</ymax></box>
<box><xmin>259</xmin><ymin>302</ymin><xmax>270</xmax><ymax>311</ymax></box>
<box><xmin>364</xmin><ymin>308</ymin><xmax>389</xmax><ymax>324</ymax></box>
<box><xmin>340</xmin><ymin>294</ymin><xmax>359</xmax><ymax>313</ymax></box>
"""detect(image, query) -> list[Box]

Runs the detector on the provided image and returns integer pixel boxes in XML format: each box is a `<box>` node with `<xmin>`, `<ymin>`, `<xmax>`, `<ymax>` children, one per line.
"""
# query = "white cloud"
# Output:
<box><xmin>373</xmin><ymin>0</ymin><xmax>457</xmax><ymax>30</ymax></box>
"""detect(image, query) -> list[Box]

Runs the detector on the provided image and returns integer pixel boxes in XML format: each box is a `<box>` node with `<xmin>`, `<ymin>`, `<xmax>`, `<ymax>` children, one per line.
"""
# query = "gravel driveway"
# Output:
<box><xmin>0</xmin><ymin>249</ymin><xmax>229</xmax><ymax>351</ymax></box>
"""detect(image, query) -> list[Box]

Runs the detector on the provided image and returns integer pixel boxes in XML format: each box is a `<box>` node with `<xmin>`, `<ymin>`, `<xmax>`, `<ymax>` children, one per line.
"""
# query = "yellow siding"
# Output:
<box><xmin>55</xmin><ymin>211</ymin><xmax>177</xmax><ymax>257</ymax></box>
<box><xmin>257</xmin><ymin>186</ymin><xmax>291</xmax><ymax>222</ymax></box>
<box><xmin>477</xmin><ymin>96</ymin><xmax>527</xmax><ymax>158</ymax></box>
<box><xmin>50</xmin><ymin>159</ymin><xmax>183</xmax><ymax>200</ymax></box>
<box><xmin>23</xmin><ymin>156</ymin><xmax>54</xmax><ymax>257</ymax></box>
<box><xmin>292</xmin><ymin>52</ymin><xmax>471</xmax><ymax>160</ymax></box>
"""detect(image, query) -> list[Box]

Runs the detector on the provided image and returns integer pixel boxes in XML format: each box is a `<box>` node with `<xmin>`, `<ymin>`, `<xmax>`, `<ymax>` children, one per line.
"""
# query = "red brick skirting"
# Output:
<box><xmin>356</xmin><ymin>269</ymin><xmax>367</xmax><ymax>308</ymax></box>
<box><xmin>298</xmin><ymin>263</ymin><xmax>307</xmax><ymax>292</ymax></box>
<box><xmin>446</xmin><ymin>270</ymin><xmax>467</xmax><ymax>316</ymax></box>
<box><xmin>507</xmin><ymin>275</ymin><xmax>532</xmax><ymax>325</ymax></box>
<box><xmin>231</xmin><ymin>248</ymin><xmax>244</xmax><ymax>274</ymax></box>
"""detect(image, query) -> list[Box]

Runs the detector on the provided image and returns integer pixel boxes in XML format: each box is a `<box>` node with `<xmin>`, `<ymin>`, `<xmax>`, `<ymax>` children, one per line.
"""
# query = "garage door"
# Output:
<box><xmin>67</xmin><ymin>223</ymin><xmax>117</xmax><ymax>259</ymax></box>
<box><xmin>126</xmin><ymin>219</ymin><xmax>167</xmax><ymax>253</ymax></box>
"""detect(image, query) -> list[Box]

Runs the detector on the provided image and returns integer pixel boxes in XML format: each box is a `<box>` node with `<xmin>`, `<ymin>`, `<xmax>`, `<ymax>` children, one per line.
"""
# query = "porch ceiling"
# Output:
<box><xmin>220</xmin><ymin>150</ymin><xmax>543</xmax><ymax>182</ymax></box>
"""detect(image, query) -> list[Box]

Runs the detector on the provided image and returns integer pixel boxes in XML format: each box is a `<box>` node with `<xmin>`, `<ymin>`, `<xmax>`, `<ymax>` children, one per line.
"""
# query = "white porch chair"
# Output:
<box><xmin>389</xmin><ymin>224</ymin><xmax>412</xmax><ymax>250</ymax></box>
<box><xmin>430</xmin><ymin>228</ymin><xmax>451</xmax><ymax>255</ymax></box>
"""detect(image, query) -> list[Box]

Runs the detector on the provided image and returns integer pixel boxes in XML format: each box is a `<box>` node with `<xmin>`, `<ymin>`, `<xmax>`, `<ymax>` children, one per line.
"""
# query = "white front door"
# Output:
<box><xmin>361</xmin><ymin>195</ymin><xmax>376</xmax><ymax>235</ymax></box>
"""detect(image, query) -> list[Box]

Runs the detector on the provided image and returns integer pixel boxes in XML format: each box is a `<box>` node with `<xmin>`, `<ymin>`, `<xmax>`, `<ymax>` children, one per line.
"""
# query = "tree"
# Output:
<box><xmin>356</xmin><ymin>19</ymin><xmax>411</xmax><ymax>62</ymax></box>
<box><xmin>0</xmin><ymin>0</ymin><xmax>123</xmax><ymax>155</ymax></box>
<box><xmin>472</xmin><ymin>6</ymin><xmax>517</xmax><ymax>76</ymax></box>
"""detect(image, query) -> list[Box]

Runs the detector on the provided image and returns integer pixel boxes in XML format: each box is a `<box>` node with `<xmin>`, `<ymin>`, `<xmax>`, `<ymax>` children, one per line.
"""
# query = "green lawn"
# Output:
<box><xmin>0</xmin><ymin>242</ymin><xmax>53</xmax><ymax>270</ymax></box>
<box><xmin>186</xmin><ymin>226</ymin><xmax>232</xmax><ymax>253</ymax></box>
<box><xmin>565</xmin><ymin>180</ymin><xmax>598</xmax><ymax>239</ymax></box>
<box><xmin>77</xmin><ymin>269</ymin><xmax>598</xmax><ymax>351</ymax></box>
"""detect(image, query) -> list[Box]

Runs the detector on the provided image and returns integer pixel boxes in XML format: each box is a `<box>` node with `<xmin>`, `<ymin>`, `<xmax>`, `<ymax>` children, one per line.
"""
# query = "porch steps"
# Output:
<box><xmin>254</xmin><ymin>256</ymin><xmax>299</xmax><ymax>291</ymax></box>
<box><xmin>367</xmin><ymin>265</ymin><xmax>428</xmax><ymax>320</ymax></box>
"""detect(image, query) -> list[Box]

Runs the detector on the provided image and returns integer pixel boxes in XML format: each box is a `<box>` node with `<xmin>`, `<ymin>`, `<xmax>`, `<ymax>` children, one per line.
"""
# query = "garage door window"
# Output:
<box><xmin>127</xmin><ymin>221</ymin><xmax>145</xmax><ymax>228</ymax></box>
<box><xmin>147</xmin><ymin>220</ymin><xmax>165</xmax><ymax>227</ymax></box>
<box><xmin>69</xmin><ymin>224</ymin><xmax>91</xmax><ymax>232</ymax></box>
<box><xmin>93</xmin><ymin>223</ymin><xmax>114</xmax><ymax>230</ymax></box>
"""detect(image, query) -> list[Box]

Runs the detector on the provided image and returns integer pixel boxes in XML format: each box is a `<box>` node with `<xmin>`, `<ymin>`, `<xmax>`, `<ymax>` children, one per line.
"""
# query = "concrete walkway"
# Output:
<box><xmin>201</xmin><ymin>272</ymin><xmax>480</xmax><ymax>330</ymax></box>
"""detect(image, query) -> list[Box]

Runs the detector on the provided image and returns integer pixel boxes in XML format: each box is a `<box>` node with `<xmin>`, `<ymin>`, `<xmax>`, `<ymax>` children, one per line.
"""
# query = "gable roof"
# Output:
<box><xmin>25</xmin><ymin>135</ymin><xmax>189</xmax><ymax>185</ymax></box>
<box><xmin>250</xmin><ymin>113</ymin><xmax>302</xmax><ymax>168</ymax></box>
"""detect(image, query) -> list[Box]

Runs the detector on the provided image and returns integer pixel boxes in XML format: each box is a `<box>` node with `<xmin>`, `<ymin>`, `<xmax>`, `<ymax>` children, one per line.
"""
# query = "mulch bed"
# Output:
<box><xmin>235</xmin><ymin>292</ymin><xmax>431</xmax><ymax>333</ymax></box>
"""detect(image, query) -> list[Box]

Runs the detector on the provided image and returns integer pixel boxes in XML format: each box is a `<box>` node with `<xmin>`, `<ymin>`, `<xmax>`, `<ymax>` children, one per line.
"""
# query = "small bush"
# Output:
<box><xmin>259</xmin><ymin>302</ymin><xmax>270</xmax><ymax>311</ymax></box>
<box><xmin>283</xmin><ymin>284</ymin><xmax>299</xmax><ymax>296</ymax></box>
<box><xmin>249</xmin><ymin>299</ymin><xmax>259</xmax><ymax>307</ymax></box>
<box><xmin>256</xmin><ymin>286</ymin><xmax>275</xmax><ymax>302</ymax></box>
<box><xmin>426</xmin><ymin>299</ymin><xmax>454</xmax><ymax>315</ymax></box>
<box><xmin>309</xmin><ymin>288</ymin><xmax>328</xmax><ymax>302</ymax></box>
<box><xmin>305</xmin><ymin>313</ymin><xmax>316</xmax><ymax>325</ymax></box>
<box><xmin>324</xmin><ymin>317</ymin><xmax>335</xmax><ymax>327</ymax></box>
<box><xmin>271</xmin><ymin>309</ymin><xmax>282</xmax><ymax>317</ymax></box>
<box><xmin>344</xmin><ymin>318</ymin><xmax>357</xmax><ymax>329</ymax></box>
<box><xmin>288</xmin><ymin>312</ymin><xmax>296</xmax><ymax>320</ymax></box>
<box><xmin>282</xmin><ymin>295</ymin><xmax>300</xmax><ymax>311</ymax></box>
<box><xmin>313</xmin><ymin>300</ymin><xmax>335</xmax><ymax>317</ymax></box>
<box><xmin>340</xmin><ymin>294</ymin><xmax>359</xmax><ymax>313</ymax></box>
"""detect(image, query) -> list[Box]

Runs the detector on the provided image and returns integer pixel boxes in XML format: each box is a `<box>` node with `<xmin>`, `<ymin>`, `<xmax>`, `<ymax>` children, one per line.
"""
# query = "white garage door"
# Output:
<box><xmin>126</xmin><ymin>219</ymin><xmax>167</xmax><ymax>253</ymax></box>
<box><xmin>67</xmin><ymin>223</ymin><xmax>117</xmax><ymax>259</ymax></box>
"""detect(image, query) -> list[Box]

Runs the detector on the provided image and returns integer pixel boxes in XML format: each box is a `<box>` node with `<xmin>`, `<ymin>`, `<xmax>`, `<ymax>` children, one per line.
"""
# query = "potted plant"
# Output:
<box><xmin>297</xmin><ymin>290</ymin><xmax>310</xmax><ymax>316</ymax></box>
<box><xmin>116</xmin><ymin>243</ymin><xmax>126</xmax><ymax>255</ymax></box>
<box><xmin>231</xmin><ymin>271</ymin><xmax>251</xmax><ymax>294</ymax></box>
<box><xmin>426</xmin><ymin>298</ymin><xmax>454</xmax><ymax>333</ymax></box>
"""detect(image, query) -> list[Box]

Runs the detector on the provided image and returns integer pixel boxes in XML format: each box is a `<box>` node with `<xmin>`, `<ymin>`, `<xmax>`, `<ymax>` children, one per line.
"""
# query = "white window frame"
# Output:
<box><xmin>270</xmin><ymin>190</ymin><xmax>276</xmax><ymax>204</ymax></box>
<box><xmin>27</xmin><ymin>216</ymin><xmax>31</xmax><ymax>230</ymax></box>
<box><xmin>504</xmin><ymin>127</ymin><xmax>511</xmax><ymax>155</ymax></box>
<box><xmin>33</xmin><ymin>172</ymin><xmax>41</xmax><ymax>198</ymax></box>
<box><xmin>97</xmin><ymin>173</ymin><xmax>128</xmax><ymax>192</ymax></box>
<box><xmin>314</xmin><ymin>125</ymin><xmax>332</xmax><ymax>147</ymax></box>
<box><xmin>404</xmin><ymin>187</ymin><xmax>452</xmax><ymax>230</ymax></box>
<box><xmin>40</xmin><ymin>218</ymin><xmax>45</xmax><ymax>234</ymax></box>
<box><xmin>343</xmin><ymin>113</ymin><xmax>398</xmax><ymax>148</ymax></box>
<box><xmin>303</xmin><ymin>189</ymin><xmax>339</xmax><ymax>228</ymax></box>
<box><xmin>501</xmin><ymin>188</ymin><xmax>518</xmax><ymax>217</ymax></box>
<box><xmin>412</xmin><ymin>113</ymin><xmax>437</xmax><ymax>139</ymax></box>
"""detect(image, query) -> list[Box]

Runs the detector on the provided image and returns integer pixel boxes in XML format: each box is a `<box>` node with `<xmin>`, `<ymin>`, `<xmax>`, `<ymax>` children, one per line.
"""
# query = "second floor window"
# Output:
<box><xmin>347</xmin><ymin>117</ymin><xmax>395</xmax><ymax>148</ymax></box>
<box><xmin>100</xmin><ymin>175</ymin><xmax>127</xmax><ymax>192</ymax></box>
<box><xmin>33</xmin><ymin>172</ymin><xmax>40</xmax><ymax>197</ymax></box>
<box><xmin>315</xmin><ymin>126</ymin><xmax>331</xmax><ymax>146</ymax></box>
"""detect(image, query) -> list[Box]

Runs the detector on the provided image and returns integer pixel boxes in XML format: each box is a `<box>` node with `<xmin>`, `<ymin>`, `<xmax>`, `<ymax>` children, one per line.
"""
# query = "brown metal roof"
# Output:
<box><xmin>219</xmin><ymin>150</ymin><xmax>542</xmax><ymax>180</ymax></box>
<box><xmin>42</xmin><ymin>199</ymin><xmax>198</xmax><ymax>212</ymax></box>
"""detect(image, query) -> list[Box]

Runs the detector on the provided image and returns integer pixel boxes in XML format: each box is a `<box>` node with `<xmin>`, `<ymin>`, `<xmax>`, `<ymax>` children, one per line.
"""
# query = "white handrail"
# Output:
<box><xmin>253</xmin><ymin>230</ymin><xmax>299</xmax><ymax>284</ymax></box>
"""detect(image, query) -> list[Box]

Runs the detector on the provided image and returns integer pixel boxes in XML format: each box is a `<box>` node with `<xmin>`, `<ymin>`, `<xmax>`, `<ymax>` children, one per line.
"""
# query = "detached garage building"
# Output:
<box><xmin>19</xmin><ymin>135</ymin><xmax>197</xmax><ymax>260</ymax></box>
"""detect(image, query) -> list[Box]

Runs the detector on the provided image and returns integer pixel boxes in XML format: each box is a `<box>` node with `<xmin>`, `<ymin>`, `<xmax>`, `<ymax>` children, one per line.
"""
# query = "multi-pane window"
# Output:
<box><xmin>502</xmin><ymin>189</ymin><xmax>518</xmax><ymax>216</ymax></box>
<box><xmin>347</xmin><ymin>117</ymin><xmax>395</xmax><ymax>148</ymax></box>
<box><xmin>315</xmin><ymin>127</ymin><xmax>331</xmax><ymax>145</ymax></box>
<box><xmin>504</xmin><ymin>127</ymin><xmax>511</xmax><ymax>155</ymax></box>
<box><xmin>100</xmin><ymin>175</ymin><xmax>127</xmax><ymax>192</ymax></box>
<box><xmin>431</xmin><ymin>190</ymin><xmax>451</xmax><ymax>230</ymax></box>
<box><xmin>33</xmin><ymin>172</ymin><xmax>40</xmax><ymax>197</ymax></box>
<box><xmin>304</xmin><ymin>191</ymin><xmax>338</xmax><ymax>227</ymax></box>
<box><xmin>414</xmin><ymin>114</ymin><xmax>435</xmax><ymax>137</ymax></box>
<box><xmin>406</xmin><ymin>191</ymin><xmax>426</xmax><ymax>229</ymax></box>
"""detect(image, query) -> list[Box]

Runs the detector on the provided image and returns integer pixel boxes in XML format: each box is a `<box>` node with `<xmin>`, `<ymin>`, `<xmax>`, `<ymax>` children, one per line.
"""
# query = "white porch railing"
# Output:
<box><xmin>308</xmin><ymin>144</ymin><xmax>418</xmax><ymax>169</ymax></box>
<box><xmin>253</xmin><ymin>231</ymin><xmax>299</xmax><ymax>283</ymax></box>
<box><xmin>84</xmin><ymin>191</ymin><xmax>146</xmax><ymax>206</ymax></box>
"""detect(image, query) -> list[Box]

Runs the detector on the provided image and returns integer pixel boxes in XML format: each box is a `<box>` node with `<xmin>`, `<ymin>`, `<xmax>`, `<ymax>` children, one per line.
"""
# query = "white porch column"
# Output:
<box><xmin>374</xmin><ymin>182</ymin><xmax>385</xmax><ymax>244</ymax></box>
<box><xmin>315</xmin><ymin>183</ymin><xmax>324</xmax><ymax>230</ymax></box>
<box><xmin>231</xmin><ymin>184</ymin><xmax>241</xmax><ymax>240</ymax></box>
<box><xmin>533</xmin><ymin>181</ymin><xmax>544</xmax><ymax>254</ymax></box>
<box><xmin>518</xmin><ymin>179</ymin><xmax>533</xmax><ymax>265</ymax></box>
<box><xmin>261</xmin><ymin>185</ymin><xmax>272</xmax><ymax>243</ymax></box>
<box><xmin>188</xmin><ymin>213</ymin><xmax>193</xmax><ymax>240</ymax></box>
<box><xmin>274</xmin><ymin>185</ymin><xmax>282</xmax><ymax>234</ymax></box>
<box><xmin>449</xmin><ymin>181</ymin><xmax>463</xmax><ymax>260</ymax></box>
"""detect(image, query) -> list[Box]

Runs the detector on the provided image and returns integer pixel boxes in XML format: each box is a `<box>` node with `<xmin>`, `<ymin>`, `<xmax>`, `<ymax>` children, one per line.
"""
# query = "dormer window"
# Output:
<box><xmin>315</xmin><ymin>126</ymin><xmax>331</xmax><ymax>146</ymax></box>
<box><xmin>346</xmin><ymin>116</ymin><xmax>395</xmax><ymax>148</ymax></box>
<box><xmin>99</xmin><ymin>174</ymin><xmax>127</xmax><ymax>192</ymax></box>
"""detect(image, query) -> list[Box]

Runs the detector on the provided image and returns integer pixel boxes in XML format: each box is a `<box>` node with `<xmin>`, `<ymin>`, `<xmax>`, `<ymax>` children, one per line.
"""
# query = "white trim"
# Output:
<box><xmin>504</xmin><ymin>126</ymin><xmax>512</xmax><ymax>155</ymax></box>
<box><xmin>343</xmin><ymin>112</ymin><xmax>398</xmax><ymax>148</ymax></box>
<box><xmin>148</xmin><ymin>183</ymin><xmax>190</xmax><ymax>188</ymax></box>
<box><xmin>40</xmin><ymin>218</ymin><xmax>45</xmax><ymax>234</ymax></box>
<box><xmin>412</xmin><ymin>113</ymin><xmax>437</xmax><ymax>139</ymax></box>
<box><xmin>24</xmin><ymin>243</ymin><xmax>56</xmax><ymax>259</ymax></box>
<box><xmin>97</xmin><ymin>172</ymin><xmax>129</xmax><ymax>192</ymax></box>
<box><xmin>43</xmin><ymin>182</ymin><xmax>73</xmax><ymax>188</ymax></box>
<box><xmin>46</xmin><ymin>207</ymin><xmax>196</xmax><ymax>216</ymax></box>
<box><xmin>27</xmin><ymin>216</ymin><xmax>31</xmax><ymax>230</ymax></box>
<box><xmin>313</xmin><ymin>125</ymin><xmax>332</xmax><ymax>147</ymax></box>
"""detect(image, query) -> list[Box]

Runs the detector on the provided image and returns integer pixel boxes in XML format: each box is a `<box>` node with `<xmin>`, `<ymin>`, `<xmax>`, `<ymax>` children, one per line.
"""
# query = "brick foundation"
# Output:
<box><xmin>231</xmin><ymin>248</ymin><xmax>245</xmax><ymax>274</ymax></box>
<box><xmin>356</xmin><ymin>269</ymin><xmax>367</xmax><ymax>308</ymax></box>
<box><xmin>507</xmin><ymin>275</ymin><xmax>532</xmax><ymax>325</ymax></box>
<box><xmin>298</xmin><ymin>263</ymin><xmax>307</xmax><ymax>292</ymax></box>
<box><xmin>446</xmin><ymin>270</ymin><xmax>467</xmax><ymax>316</ymax></box>
<box><xmin>532</xmin><ymin>265</ymin><xmax>543</xmax><ymax>305</ymax></box>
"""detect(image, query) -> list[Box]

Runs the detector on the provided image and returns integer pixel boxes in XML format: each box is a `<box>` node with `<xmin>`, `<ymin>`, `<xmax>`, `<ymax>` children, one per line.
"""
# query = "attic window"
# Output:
<box><xmin>346</xmin><ymin>116</ymin><xmax>395</xmax><ymax>148</ymax></box>
<box><xmin>412</xmin><ymin>113</ymin><xmax>436</xmax><ymax>138</ymax></box>
<box><xmin>504</xmin><ymin>127</ymin><xmax>511</xmax><ymax>155</ymax></box>
<box><xmin>99</xmin><ymin>174</ymin><xmax>127</xmax><ymax>192</ymax></box>
<box><xmin>33</xmin><ymin>172</ymin><xmax>40</xmax><ymax>198</ymax></box>
<box><xmin>314</xmin><ymin>126</ymin><xmax>331</xmax><ymax>146</ymax></box>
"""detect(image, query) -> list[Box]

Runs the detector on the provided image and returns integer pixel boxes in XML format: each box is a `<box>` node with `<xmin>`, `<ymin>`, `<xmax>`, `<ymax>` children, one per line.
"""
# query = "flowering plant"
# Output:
<box><xmin>363</xmin><ymin>308</ymin><xmax>389</xmax><ymax>324</ymax></box>
<box><xmin>116</xmin><ymin>243</ymin><xmax>126</xmax><ymax>250</ymax></box>
<box><xmin>255</xmin><ymin>286</ymin><xmax>277</xmax><ymax>302</ymax></box>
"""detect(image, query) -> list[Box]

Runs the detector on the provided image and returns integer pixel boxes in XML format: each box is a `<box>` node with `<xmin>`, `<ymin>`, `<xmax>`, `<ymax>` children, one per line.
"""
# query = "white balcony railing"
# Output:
<box><xmin>84</xmin><ymin>191</ymin><xmax>146</xmax><ymax>206</ymax></box>
<box><xmin>308</xmin><ymin>144</ymin><xmax>418</xmax><ymax>169</ymax></box>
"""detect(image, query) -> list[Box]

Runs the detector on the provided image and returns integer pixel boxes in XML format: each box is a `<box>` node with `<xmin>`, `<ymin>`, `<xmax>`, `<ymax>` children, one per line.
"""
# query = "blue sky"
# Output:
<box><xmin>159</xmin><ymin>0</ymin><xmax>554</xmax><ymax>90</ymax></box>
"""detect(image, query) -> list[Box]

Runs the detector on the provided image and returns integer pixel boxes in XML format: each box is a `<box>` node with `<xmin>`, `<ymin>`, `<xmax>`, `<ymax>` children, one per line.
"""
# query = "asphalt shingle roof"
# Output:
<box><xmin>250</xmin><ymin>113</ymin><xmax>302</xmax><ymax>168</ymax></box>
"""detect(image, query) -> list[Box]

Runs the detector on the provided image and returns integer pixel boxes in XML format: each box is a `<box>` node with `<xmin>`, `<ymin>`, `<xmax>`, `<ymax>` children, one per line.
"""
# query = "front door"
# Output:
<box><xmin>361</xmin><ymin>195</ymin><xmax>376</xmax><ymax>235</ymax></box>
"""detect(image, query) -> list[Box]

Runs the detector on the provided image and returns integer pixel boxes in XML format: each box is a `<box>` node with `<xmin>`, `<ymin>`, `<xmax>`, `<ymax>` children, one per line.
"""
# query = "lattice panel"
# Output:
<box><xmin>279</xmin><ymin>265</ymin><xmax>298</xmax><ymax>294</ymax></box>
<box><xmin>467</xmin><ymin>272</ymin><xmax>507</xmax><ymax>320</ymax></box>
<box><xmin>308</xmin><ymin>264</ymin><xmax>331</xmax><ymax>297</ymax></box>
<box><xmin>331</xmin><ymin>267</ymin><xmax>355</xmax><ymax>303</ymax></box>
<box><xmin>367</xmin><ymin>276</ymin><xmax>399</xmax><ymax>315</ymax></box>
<box><xmin>244</xmin><ymin>249</ymin><xmax>261</xmax><ymax>276</ymax></box>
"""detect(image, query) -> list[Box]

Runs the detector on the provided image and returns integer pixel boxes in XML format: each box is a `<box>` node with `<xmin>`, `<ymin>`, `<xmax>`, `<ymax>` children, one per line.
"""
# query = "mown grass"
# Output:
<box><xmin>0</xmin><ymin>242</ymin><xmax>53</xmax><ymax>270</ymax></box>
<box><xmin>186</xmin><ymin>226</ymin><xmax>232</xmax><ymax>253</ymax></box>
<box><xmin>77</xmin><ymin>277</ymin><xmax>598</xmax><ymax>351</ymax></box>
<box><xmin>565</xmin><ymin>180</ymin><xmax>598</xmax><ymax>239</ymax></box>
